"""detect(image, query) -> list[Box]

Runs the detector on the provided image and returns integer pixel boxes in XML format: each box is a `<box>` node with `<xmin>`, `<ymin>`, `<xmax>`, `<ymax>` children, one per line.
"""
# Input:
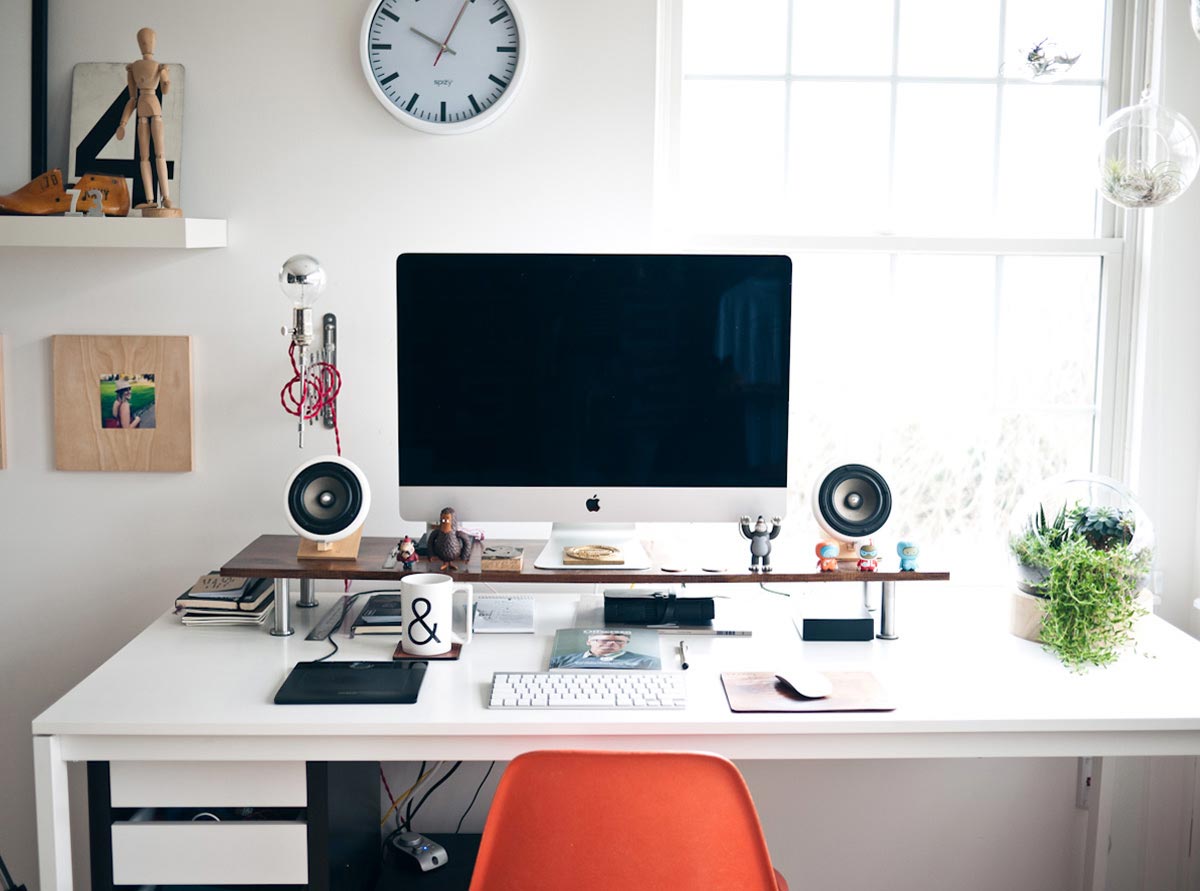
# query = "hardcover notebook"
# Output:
<box><xmin>273</xmin><ymin>660</ymin><xmax>427</xmax><ymax>705</ymax></box>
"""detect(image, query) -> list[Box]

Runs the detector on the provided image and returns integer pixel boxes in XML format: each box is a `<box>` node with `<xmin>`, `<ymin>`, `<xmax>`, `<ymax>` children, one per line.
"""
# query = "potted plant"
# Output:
<box><xmin>1009</xmin><ymin>475</ymin><xmax>1154</xmax><ymax>670</ymax></box>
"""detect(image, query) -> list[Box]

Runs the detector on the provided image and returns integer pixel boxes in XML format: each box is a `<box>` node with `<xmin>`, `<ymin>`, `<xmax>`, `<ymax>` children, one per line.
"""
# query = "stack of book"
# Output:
<box><xmin>175</xmin><ymin>573</ymin><xmax>275</xmax><ymax>626</ymax></box>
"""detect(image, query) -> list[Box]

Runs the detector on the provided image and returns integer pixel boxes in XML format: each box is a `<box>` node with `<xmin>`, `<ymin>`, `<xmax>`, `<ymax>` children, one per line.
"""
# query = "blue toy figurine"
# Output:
<box><xmin>857</xmin><ymin>542</ymin><xmax>879</xmax><ymax>572</ymax></box>
<box><xmin>897</xmin><ymin>541</ymin><xmax>919</xmax><ymax>572</ymax></box>
<box><xmin>816</xmin><ymin>541</ymin><xmax>839</xmax><ymax>572</ymax></box>
<box><xmin>739</xmin><ymin>515</ymin><xmax>782</xmax><ymax>572</ymax></box>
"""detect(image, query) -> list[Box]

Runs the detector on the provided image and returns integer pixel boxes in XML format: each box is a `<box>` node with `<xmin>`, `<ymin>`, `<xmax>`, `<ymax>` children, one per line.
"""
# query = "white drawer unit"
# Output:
<box><xmin>112</xmin><ymin>821</ymin><xmax>308</xmax><ymax>885</ymax></box>
<box><xmin>87</xmin><ymin>760</ymin><xmax>379</xmax><ymax>890</ymax></box>
<box><xmin>109</xmin><ymin>760</ymin><xmax>307</xmax><ymax>807</ymax></box>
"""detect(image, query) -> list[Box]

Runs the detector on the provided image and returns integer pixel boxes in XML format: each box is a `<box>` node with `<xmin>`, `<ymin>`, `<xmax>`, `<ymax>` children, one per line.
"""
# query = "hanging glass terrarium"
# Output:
<box><xmin>1192</xmin><ymin>0</ymin><xmax>1200</xmax><ymax>41</ymax></box>
<box><xmin>1097</xmin><ymin>98</ymin><xmax>1199</xmax><ymax>209</ymax></box>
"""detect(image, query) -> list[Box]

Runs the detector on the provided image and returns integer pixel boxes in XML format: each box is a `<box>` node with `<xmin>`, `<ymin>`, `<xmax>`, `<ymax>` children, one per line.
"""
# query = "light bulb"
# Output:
<box><xmin>278</xmin><ymin>254</ymin><xmax>326</xmax><ymax>308</ymax></box>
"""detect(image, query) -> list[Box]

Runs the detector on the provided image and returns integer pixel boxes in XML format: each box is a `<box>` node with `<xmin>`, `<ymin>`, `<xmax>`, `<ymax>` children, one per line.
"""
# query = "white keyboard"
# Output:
<box><xmin>489</xmin><ymin>671</ymin><xmax>687</xmax><ymax>709</ymax></box>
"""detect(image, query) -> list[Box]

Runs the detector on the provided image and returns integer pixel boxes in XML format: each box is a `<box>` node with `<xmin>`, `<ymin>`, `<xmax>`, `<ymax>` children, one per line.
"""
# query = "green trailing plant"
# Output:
<box><xmin>1037</xmin><ymin>536</ymin><xmax>1151</xmax><ymax>670</ymax></box>
<box><xmin>1010</xmin><ymin>499</ymin><xmax>1151</xmax><ymax>669</ymax></box>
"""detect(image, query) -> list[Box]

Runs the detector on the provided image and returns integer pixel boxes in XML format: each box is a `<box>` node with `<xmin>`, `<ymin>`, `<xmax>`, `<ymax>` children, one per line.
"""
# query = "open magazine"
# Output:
<box><xmin>548</xmin><ymin>628</ymin><xmax>662</xmax><ymax>670</ymax></box>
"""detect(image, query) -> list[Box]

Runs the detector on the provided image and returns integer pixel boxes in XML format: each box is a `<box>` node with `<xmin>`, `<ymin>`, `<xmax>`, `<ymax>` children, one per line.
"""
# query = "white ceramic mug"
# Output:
<box><xmin>399</xmin><ymin>573</ymin><xmax>473</xmax><ymax>657</ymax></box>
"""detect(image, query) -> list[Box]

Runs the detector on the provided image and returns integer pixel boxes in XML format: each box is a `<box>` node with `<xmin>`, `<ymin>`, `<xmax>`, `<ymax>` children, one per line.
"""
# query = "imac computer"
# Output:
<box><xmin>396</xmin><ymin>253</ymin><xmax>792</xmax><ymax>569</ymax></box>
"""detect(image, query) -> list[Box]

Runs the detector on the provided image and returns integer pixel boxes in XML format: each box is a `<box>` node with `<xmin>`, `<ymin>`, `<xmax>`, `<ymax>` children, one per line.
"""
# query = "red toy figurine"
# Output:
<box><xmin>816</xmin><ymin>541</ymin><xmax>839</xmax><ymax>572</ymax></box>
<box><xmin>397</xmin><ymin>535</ymin><xmax>418</xmax><ymax>571</ymax></box>
<box><xmin>857</xmin><ymin>542</ymin><xmax>879</xmax><ymax>572</ymax></box>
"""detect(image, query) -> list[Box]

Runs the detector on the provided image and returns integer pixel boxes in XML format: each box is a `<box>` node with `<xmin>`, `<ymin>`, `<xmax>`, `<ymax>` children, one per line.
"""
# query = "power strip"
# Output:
<box><xmin>306</xmin><ymin>596</ymin><xmax>351</xmax><ymax>641</ymax></box>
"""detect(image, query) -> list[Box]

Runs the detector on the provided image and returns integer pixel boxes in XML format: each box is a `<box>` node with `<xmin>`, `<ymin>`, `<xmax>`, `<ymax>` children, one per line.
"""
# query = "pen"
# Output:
<box><xmin>679</xmin><ymin>640</ymin><xmax>690</xmax><ymax>670</ymax></box>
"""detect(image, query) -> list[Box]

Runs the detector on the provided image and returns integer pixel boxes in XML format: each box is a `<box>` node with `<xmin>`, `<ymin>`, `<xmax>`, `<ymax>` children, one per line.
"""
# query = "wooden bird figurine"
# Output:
<box><xmin>427</xmin><ymin>507</ymin><xmax>473</xmax><ymax>571</ymax></box>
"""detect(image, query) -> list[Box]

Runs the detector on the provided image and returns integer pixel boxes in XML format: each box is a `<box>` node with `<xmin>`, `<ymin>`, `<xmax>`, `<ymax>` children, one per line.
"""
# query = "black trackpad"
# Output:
<box><xmin>274</xmin><ymin>660</ymin><xmax>427</xmax><ymax>704</ymax></box>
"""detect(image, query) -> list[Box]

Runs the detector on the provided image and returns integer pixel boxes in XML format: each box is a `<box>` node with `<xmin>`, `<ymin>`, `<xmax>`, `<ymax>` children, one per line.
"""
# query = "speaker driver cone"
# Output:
<box><xmin>816</xmin><ymin>464</ymin><xmax>892</xmax><ymax>540</ymax></box>
<box><xmin>288</xmin><ymin>461</ymin><xmax>364</xmax><ymax>537</ymax></box>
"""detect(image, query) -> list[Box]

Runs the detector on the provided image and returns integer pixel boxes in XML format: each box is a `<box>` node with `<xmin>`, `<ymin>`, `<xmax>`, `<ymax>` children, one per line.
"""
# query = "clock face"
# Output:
<box><xmin>360</xmin><ymin>0</ymin><xmax>524</xmax><ymax>134</ymax></box>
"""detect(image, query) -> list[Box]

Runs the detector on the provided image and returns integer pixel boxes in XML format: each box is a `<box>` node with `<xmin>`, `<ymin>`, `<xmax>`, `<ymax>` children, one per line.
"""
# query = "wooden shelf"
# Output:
<box><xmin>0</xmin><ymin>216</ymin><xmax>226</xmax><ymax>249</ymax></box>
<box><xmin>222</xmin><ymin>535</ymin><xmax>950</xmax><ymax>585</ymax></box>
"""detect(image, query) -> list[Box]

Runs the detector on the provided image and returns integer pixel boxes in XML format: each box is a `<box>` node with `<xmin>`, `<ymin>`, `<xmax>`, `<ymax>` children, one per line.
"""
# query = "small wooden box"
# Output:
<box><xmin>481</xmin><ymin>546</ymin><xmax>524</xmax><ymax>572</ymax></box>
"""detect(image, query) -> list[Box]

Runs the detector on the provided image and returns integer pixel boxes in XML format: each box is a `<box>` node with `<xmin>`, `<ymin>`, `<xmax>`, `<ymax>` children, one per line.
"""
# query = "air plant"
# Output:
<box><xmin>1101</xmin><ymin>157</ymin><xmax>1184</xmax><ymax>208</ymax></box>
<box><xmin>1021</xmin><ymin>39</ymin><xmax>1080</xmax><ymax>80</ymax></box>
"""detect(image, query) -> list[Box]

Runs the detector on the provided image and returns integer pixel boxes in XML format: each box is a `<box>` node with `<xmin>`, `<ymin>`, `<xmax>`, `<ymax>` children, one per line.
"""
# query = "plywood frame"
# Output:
<box><xmin>53</xmin><ymin>334</ymin><xmax>193</xmax><ymax>472</ymax></box>
<box><xmin>0</xmin><ymin>334</ymin><xmax>6</xmax><ymax>469</ymax></box>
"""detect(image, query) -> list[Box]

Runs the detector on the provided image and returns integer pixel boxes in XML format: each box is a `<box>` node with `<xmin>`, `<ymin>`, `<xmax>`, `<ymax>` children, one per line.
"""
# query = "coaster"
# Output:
<box><xmin>392</xmin><ymin>641</ymin><xmax>463</xmax><ymax>661</ymax></box>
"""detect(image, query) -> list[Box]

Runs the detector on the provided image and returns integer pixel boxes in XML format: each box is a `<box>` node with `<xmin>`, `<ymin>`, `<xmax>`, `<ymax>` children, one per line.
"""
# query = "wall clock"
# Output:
<box><xmin>360</xmin><ymin>0</ymin><xmax>525</xmax><ymax>134</ymax></box>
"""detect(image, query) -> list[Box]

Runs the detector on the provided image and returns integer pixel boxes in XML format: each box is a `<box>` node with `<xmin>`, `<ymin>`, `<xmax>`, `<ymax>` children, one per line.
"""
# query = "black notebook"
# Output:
<box><xmin>273</xmin><ymin>660</ymin><xmax>427</xmax><ymax>705</ymax></box>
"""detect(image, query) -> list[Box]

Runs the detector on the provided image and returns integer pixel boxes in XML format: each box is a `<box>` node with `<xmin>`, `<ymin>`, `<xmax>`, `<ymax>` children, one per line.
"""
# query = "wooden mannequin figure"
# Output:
<box><xmin>116</xmin><ymin>28</ymin><xmax>181</xmax><ymax>218</ymax></box>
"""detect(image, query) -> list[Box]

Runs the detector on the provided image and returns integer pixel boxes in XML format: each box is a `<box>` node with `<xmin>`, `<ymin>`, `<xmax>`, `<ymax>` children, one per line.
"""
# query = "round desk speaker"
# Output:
<box><xmin>812</xmin><ymin>463</ymin><xmax>892</xmax><ymax>568</ymax></box>
<box><xmin>285</xmin><ymin>455</ymin><xmax>371</xmax><ymax>560</ymax></box>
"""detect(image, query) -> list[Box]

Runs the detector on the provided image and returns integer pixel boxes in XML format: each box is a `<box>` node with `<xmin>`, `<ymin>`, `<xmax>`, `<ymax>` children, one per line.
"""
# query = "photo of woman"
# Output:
<box><xmin>99</xmin><ymin>374</ymin><xmax>156</xmax><ymax>429</ymax></box>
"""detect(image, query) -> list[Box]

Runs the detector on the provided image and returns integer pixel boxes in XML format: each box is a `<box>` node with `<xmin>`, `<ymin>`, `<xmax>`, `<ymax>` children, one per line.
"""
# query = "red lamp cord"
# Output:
<box><xmin>280</xmin><ymin>342</ymin><xmax>343</xmax><ymax>457</ymax></box>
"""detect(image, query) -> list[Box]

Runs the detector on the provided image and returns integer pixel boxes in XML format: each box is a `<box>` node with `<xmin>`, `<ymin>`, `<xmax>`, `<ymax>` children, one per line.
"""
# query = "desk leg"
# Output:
<box><xmin>298</xmin><ymin>578</ymin><xmax>319</xmax><ymax>608</ymax></box>
<box><xmin>33</xmin><ymin>735</ymin><xmax>72</xmax><ymax>891</ymax></box>
<box><xmin>877</xmin><ymin>581</ymin><xmax>898</xmax><ymax>640</ymax></box>
<box><xmin>1082</xmin><ymin>756</ymin><xmax>1113</xmax><ymax>891</ymax></box>
<box><xmin>272</xmin><ymin>577</ymin><xmax>294</xmax><ymax>637</ymax></box>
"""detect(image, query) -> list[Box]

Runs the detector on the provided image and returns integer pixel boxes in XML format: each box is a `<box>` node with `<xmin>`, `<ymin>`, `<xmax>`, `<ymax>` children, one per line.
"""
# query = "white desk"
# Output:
<box><xmin>33</xmin><ymin>585</ymin><xmax>1200</xmax><ymax>889</ymax></box>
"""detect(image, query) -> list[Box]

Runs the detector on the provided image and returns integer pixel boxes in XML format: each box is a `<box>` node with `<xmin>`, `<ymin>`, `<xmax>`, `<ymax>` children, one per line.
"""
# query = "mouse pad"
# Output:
<box><xmin>274</xmin><ymin>660</ymin><xmax>427</xmax><ymax>704</ymax></box>
<box><xmin>720</xmin><ymin>671</ymin><xmax>895</xmax><ymax>713</ymax></box>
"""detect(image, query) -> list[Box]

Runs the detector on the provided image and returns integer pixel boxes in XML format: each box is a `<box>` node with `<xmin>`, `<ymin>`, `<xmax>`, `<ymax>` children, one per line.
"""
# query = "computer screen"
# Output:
<box><xmin>396</xmin><ymin>253</ymin><xmax>792</xmax><ymax>540</ymax></box>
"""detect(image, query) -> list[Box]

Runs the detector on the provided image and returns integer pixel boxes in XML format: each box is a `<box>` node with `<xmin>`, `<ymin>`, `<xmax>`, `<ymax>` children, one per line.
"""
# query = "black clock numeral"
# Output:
<box><xmin>381</xmin><ymin>7</ymin><xmax>399</xmax><ymax>21</ymax></box>
<box><xmin>380</xmin><ymin>72</ymin><xmax>399</xmax><ymax>85</ymax></box>
<box><xmin>406</xmin><ymin>93</ymin><xmax>420</xmax><ymax>111</ymax></box>
<box><xmin>468</xmin><ymin>94</ymin><xmax>482</xmax><ymax>113</ymax></box>
<box><xmin>488</xmin><ymin>74</ymin><xmax>507</xmax><ymax>88</ymax></box>
<box><xmin>497</xmin><ymin>46</ymin><xmax>516</xmax><ymax>52</ymax></box>
<box><xmin>372</xmin><ymin>43</ymin><xmax>392</xmax><ymax>50</ymax></box>
<box><xmin>489</xmin><ymin>11</ymin><xmax>509</xmax><ymax>23</ymax></box>
<box><xmin>440</xmin><ymin>101</ymin><xmax>446</xmax><ymax>122</ymax></box>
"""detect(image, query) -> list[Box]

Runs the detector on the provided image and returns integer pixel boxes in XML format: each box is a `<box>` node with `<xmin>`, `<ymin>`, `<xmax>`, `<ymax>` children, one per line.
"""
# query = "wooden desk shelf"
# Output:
<box><xmin>222</xmin><ymin>534</ymin><xmax>949</xmax><ymax>585</ymax></box>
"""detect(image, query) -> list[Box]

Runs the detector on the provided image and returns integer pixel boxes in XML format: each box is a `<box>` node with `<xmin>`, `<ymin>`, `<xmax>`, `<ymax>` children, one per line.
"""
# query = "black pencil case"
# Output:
<box><xmin>603</xmin><ymin>592</ymin><xmax>715</xmax><ymax>625</ymax></box>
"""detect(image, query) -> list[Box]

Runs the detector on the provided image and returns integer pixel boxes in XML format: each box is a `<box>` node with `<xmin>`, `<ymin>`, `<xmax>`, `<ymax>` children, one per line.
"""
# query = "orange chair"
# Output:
<box><xmin>469</xmin><ymin>750</ymin><xmax>789</xmax><ymax>891</ymax></box>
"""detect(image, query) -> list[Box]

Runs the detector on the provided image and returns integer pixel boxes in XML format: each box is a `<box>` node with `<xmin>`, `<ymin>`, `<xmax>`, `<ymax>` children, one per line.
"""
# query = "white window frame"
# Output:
<box><xmin>653</xmin><ymin>0</ymin><xmax>1160</xmax><ymax>490</ymax></box>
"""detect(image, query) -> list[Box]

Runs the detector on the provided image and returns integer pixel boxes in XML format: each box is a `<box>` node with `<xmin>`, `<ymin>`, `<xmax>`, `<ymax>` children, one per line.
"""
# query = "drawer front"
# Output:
<box><xmin>111</xmin><ymin>821</ymin><xmax>307</xmax><ymax>884</ymax></box>
<box><xmin>109</xmin><ymin>761</ymin><xmax>307</xmax><ymax>807</ymax></box>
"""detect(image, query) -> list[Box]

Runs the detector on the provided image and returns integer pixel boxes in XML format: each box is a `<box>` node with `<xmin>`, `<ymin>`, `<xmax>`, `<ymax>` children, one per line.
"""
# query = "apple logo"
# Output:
<box><xmin>585</xmin><ymin>494</ymin><xmax>601</xmax><ymax>512</ymax></box>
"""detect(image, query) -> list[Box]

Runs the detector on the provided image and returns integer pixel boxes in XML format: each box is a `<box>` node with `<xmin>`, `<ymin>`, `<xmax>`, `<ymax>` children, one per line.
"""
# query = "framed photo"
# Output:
<box><xmin>53</xmin><ymin>335</ymin><xmax>192</xmax><ymax>471</ymax></box>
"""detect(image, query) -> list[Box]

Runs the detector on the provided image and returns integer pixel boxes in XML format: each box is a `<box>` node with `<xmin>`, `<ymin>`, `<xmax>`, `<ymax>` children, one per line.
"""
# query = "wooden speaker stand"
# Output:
<box><xmin>297</xmin><ymin>528</ymin><xmax>363</xmax><ymax>561</ymax></box>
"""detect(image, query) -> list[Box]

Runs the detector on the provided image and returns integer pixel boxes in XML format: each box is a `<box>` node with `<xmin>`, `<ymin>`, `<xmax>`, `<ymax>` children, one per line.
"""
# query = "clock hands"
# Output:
<box><xmin>433</xmin><ymin>0</ymin><xmax>471</xmax><ymax>66</ymax></box>
<box><xmin>409</xmin><ymin>26</ymin><xmax>457</xmax><ymax>56</ymax></box>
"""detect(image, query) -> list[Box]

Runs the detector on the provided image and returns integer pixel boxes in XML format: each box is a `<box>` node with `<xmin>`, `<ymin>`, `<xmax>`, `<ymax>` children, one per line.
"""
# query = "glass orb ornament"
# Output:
<box><xmin>1192</xmin><ymin>0</ymin><xmax>1200</xmax><ymax>42</ymax></box>
<box><xmin>1010</xmin><ymin>38</ymin><xmax>1080</xmax><ymax>83</ymax></box>
<box><xmin>278</xmin><ymin>254</ymin><xmax>326</xmax><ymax>308</ymax></box>
<box><xmin>1098</xmin><ymin>101</ymin><xmax>1199</xmax><ymax>209</ymax></box>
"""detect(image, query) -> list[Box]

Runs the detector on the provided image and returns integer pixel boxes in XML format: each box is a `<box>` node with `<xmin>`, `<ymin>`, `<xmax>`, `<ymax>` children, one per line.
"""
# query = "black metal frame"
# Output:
<box><xmin>31</xmin><ymin>0</ymin><xmax>48</xmax><ymax>179</ymax></box>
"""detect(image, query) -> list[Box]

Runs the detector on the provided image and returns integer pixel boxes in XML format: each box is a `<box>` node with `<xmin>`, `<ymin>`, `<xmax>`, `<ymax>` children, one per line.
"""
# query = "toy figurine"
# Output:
<box><xmin>427</xmin><ymin>507</ymin><xmax>474</xmax><ymax>571</ymax></box>
<box><xmin>116</xmin><ymin>28</ymin><xmax>180</xmax><ymax>216</ymax></box>
<box><xmin>857</xmin><ymin>542</ymin><xmax>879</xmax><ymax>572</ymax></box>
<box><xmin>816</xmin><ymin>541</ymin><xmax>839</xmax><ymax>572</ymax></box>
<box><xmin>897</xmin><ymin>541</ymin><xmax>920</xmax><ymax>572</ymax></box>
<box><xmin>397</xmin><ymin>535</ymin><xmax>418</xmax><ymax>571</ymax></box>
<box><xmin>739</xmin><ymin>515</ymin><xmax>782</xmax><ymax>572</ymax></box>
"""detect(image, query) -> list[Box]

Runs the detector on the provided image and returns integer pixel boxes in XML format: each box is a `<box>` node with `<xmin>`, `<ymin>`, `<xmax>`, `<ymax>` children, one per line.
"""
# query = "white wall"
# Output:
<box><xmin>0</xmin><ymin>1</ymin><xmax>1194</xmax><ymax>889</ymax></box>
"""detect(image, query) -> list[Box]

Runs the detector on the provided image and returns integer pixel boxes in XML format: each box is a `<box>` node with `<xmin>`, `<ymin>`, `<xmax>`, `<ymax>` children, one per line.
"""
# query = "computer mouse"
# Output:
<box><xmin>775</xmin><ymin>671</ymin><xmax>833</xmax><ymax>699</ymax></box>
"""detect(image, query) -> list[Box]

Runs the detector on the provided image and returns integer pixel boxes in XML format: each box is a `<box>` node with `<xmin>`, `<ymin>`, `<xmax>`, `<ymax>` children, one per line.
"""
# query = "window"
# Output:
<box><xmin>657</xmin><ymin>0</ymin><xmax>1136</xmax><ymax>580</ymax></box>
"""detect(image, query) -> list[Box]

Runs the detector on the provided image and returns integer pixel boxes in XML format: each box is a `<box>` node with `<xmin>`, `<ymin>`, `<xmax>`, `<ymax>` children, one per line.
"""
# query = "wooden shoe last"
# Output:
<box><xmin>0</xmin><ymin>169</ymin><xmax>130</xmax><ymax>217</ymax></box>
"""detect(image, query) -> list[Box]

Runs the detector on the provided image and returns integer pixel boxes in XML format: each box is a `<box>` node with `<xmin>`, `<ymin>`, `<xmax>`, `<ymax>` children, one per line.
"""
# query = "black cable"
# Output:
<box><xmin>759</xmin><ymin>582</ymin><xmax>791</xmax><ymax>597</ymax></box>
<box><xmin>0</xmin><ymin>851</ymin><xmax>15</xmax><ymax>890</ymax></box>
<box><xmin>455</xmin><ymin>761</ymin><xmax>496</xmax><ymax>833</ymax></box>
<box><xmin>401</xmin><ymin>760</ymin><xmax>463</xmax><ymax>832</ymax></box>
<box><xmin>313</xmin><ymin>588</ymin><xmax>399</xmax><ymax>662</ymax></box>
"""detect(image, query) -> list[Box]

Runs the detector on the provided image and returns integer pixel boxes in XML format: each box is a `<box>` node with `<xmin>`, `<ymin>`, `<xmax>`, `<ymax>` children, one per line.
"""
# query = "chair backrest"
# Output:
<box><xmin>469</xmin><ymin>750</ymin><xmax>781</xmax><ymax>891</ymax></box>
